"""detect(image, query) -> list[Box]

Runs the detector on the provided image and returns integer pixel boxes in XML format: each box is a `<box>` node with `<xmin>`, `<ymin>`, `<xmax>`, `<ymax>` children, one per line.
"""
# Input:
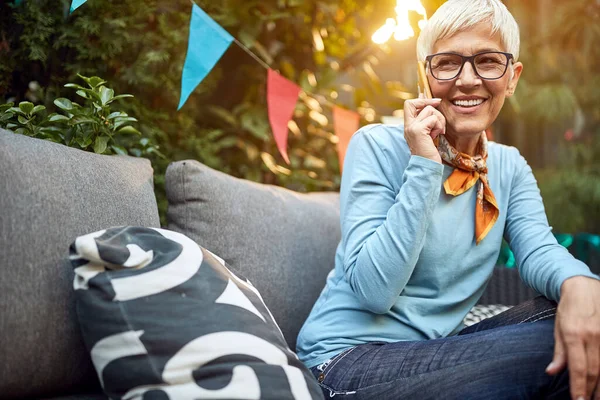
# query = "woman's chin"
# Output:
<box><xmin>447</xmin><ymin>122</ymin><xmax>488</xmax><ymax>137</ymax></box>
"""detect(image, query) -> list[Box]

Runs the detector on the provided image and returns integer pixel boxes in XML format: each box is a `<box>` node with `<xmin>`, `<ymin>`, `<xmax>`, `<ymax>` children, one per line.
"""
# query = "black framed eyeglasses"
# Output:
<box><xmin>425</xmin><ymin>51</ymin><xmax>514</xmax><ymax>81</ymax></box>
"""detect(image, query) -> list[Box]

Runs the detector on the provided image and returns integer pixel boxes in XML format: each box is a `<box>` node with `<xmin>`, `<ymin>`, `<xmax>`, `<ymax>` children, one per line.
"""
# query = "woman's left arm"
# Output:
<box><xmin>504</xmin><ymin>147</ymin><xmax>600</xmax><ymax>400</ymax></box>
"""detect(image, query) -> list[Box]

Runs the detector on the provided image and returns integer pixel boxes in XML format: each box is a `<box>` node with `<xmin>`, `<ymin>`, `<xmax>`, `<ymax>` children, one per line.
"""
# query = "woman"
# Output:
<box><xmin>296</xmin><ymin>0</ymin><xmax>600</xmax><ymax>399</ymax></box>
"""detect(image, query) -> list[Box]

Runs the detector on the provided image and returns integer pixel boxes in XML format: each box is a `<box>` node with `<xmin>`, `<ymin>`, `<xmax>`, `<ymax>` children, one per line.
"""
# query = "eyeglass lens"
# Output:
<box><xmin>429</xmin><ymin>52</ymin><xmax>509</xmax><ymax>80</ymax></box>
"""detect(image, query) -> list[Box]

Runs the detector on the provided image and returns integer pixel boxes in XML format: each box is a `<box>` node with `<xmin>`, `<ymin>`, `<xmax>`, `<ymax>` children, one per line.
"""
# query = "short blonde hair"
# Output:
<box><xmin>417</xmin><ymin>0</ymin><xmax>520</xmax><ymax>62</ymax></box>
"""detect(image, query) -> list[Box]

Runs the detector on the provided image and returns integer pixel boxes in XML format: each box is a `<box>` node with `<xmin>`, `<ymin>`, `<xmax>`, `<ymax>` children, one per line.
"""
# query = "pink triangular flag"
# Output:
<box><xmin>267</xmin><ymin>69</ymin><xmax>301</xmax><ymax>164</ymax></box>
<box><xmin>333</xmin><ymin>106</ymin><xmax>360</xmax><ymax>172</ymax></box>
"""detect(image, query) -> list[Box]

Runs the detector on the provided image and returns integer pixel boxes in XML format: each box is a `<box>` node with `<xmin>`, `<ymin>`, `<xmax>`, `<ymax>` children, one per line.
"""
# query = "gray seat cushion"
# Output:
<box><xmin>0</xmin><ymin>129</ymin><xmax>160</xmax><ymax>399</ymax></box>
<box><xmin>166</xmin><ymin>160</ymin><xmax>340</xmax><ymax>349</ymax></box>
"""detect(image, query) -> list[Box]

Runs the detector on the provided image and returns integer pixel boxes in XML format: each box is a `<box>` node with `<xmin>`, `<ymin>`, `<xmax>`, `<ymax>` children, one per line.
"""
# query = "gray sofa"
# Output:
<box><xmin>0</xmin><ymin>129</ymin><xmax>339</xmax><ymax>399</ymax></box>
<box><xmin>0</xmin><ymin>128</ymin><xmax>535</xmax><ymax>399</ymax></box>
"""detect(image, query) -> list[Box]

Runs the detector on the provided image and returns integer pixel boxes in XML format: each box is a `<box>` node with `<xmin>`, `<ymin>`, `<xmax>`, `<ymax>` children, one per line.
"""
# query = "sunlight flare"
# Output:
<box><xmin>372</xmin><ymin>0</ymin><xmax>427</xmax><ymax>44</ymax></box>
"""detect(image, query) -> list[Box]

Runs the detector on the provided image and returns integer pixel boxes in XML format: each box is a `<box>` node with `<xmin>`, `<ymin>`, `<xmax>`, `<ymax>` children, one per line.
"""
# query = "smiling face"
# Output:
<box><xmin>428</xmin><ymin>23</ymin><xmax>523</xmax><ymax>148</ymax></box>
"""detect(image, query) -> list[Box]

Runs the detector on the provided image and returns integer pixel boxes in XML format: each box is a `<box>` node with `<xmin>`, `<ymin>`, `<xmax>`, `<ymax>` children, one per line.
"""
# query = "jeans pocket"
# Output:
<box><xmin>317</xmin><ymin>346</ymin><xmax>357</xmax><ymax>384</ymax></box>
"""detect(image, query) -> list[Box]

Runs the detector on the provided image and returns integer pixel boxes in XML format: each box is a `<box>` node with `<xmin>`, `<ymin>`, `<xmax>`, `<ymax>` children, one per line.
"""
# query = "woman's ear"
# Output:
<box><xmin>506</xmin><ymin>61</ymin><xmax>523</xmax><ymax>97</ymax></box>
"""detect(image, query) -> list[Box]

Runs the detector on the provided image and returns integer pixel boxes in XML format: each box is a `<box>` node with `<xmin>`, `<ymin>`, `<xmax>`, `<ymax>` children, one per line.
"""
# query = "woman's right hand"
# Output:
<box><xmin>403</xmin><ymin>97</ymin><xmax>446</xmax><ymax>164</ymax></box>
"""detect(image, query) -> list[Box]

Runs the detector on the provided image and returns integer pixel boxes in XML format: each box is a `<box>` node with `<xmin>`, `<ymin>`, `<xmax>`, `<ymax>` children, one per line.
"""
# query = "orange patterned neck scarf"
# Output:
<box><xmin>436</xmin><ymin>133</ymin><xmax>499</xmax><ymax>245</ymax></box>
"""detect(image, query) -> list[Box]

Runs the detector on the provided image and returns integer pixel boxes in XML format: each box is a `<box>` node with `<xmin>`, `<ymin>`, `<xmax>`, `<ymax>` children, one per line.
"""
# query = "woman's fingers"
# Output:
<box><xmin>403</xmin><ymin>97</ymin><xmax>445</xmax><ymax>163</ymax></box>
<box><xmin>595</xmin><ymin>357</ymin><xmax>600</xmax><ymax>400</ymax></box>
<box><xmin>414</xmin><ymin>114</ymin><xmax>445</xmax><ymax>140</ymax></box>
<box><xmin>556</xmin><ymin>278</ymin><xmax>600</xmax><ymax>400</ymax></box>
<box><xmin>415</xmin><ymin>106</ymin><xmax>446</xmax><ymax>136</ymax></box>
<box><xmin>547</xmin><ymin>323</ymin><xmax>567</xmax><ymax>375</ymax></box>
<box><xmin>586</xmin><ymin>342</ymin><xmax>600</xmax><ymax>399</ymax></box>
<box><xmin>565</xmin><ymin>333</ymin><xmax>588</xmax><ymax>400</ymax></box>
<box><xmin>404</xmin><ymin>98</ymin><xmax>442</xmax><ymax>123</ymax></box>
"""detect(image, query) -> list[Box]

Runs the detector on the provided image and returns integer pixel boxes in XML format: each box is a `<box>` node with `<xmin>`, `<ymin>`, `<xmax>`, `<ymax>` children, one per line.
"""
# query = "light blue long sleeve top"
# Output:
<box><xmin>297</xmin><ymin>124</ymin><xmax>598</xmax><ymax>369</ymax></box>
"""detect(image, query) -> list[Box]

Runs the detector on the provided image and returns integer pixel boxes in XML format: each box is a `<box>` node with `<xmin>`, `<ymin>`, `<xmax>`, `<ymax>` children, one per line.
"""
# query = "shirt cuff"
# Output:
<box><xmin>553</xmin><ymin>263</ymin><xmax>600</xmax><ymax>301</ymax></box>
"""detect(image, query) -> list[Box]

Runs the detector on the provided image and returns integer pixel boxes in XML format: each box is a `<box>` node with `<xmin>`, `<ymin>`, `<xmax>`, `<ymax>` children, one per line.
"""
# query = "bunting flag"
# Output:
<box><xmin>267</xmin><ymin>69</ymin><xmax>301</xmax><ymax>164</ymax></box>
<box><xmin>333</xmin><ymin>106</ymin><xmax>360</xmax><ymax>172</ymax></box>
<box><xmin>70</xmin><ymin>0</ymin><xmax>87</xmax><ymax>13</ymax></box>
<box><xmin>60</xmin><ymin>1</ymin><xmax>365</xmax><ymax>169</ymax></box>
<box><xmin>178</xmin><ymin>3</ymin><xmax>234</xmax><ymax>110</ymax></box>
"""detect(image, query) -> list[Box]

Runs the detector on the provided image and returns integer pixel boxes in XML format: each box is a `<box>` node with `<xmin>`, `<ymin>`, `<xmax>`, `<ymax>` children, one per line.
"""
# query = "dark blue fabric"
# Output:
<box><xmin>310</xmin><ymin>297</ymin><xmax>569</xmax><ymax>399</ymax></box>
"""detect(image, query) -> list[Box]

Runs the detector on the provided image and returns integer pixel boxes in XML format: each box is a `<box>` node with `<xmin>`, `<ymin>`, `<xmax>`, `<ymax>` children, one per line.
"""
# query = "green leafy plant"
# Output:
<box><xmin>0</xmin><ymin>74</ymin><xmax>162</xmax><ymax>157</ymax></box>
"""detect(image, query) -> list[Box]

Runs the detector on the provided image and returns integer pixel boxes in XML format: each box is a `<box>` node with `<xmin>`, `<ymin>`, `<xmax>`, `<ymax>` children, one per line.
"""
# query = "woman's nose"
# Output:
<box><xmin>456</xmin><ymin>62</ymin><xmax>482</xmax><ymax>87</ymax></box>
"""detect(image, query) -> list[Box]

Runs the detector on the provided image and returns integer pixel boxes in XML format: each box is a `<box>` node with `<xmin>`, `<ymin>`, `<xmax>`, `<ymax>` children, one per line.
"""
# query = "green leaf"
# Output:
<box><xmin>54</xmin><ymin>98</ymin><xmax>74</xmax><ymax>111</ymax></box>
<box><xmin>64</xmin><ymin>83</ymin><xmax>87</xmax><ymax>90</ymax></box>
<box><xmin>48</xmin><ymin>114</ymin><xmax>70</xmax><ymax>122</ymax></box>
<box><xmin>89</xmin><ymin>77</ymin><xmax>107</xmax><ymax>88</ymax></box>
<box><xmin>99</xmin><ymin>86</ymin><xmax>114</xmax><ymax>106</ymax></box>
<box><xmin>64</xmin><ymin>128</ymin><xmax>75</xmax><ymax>145</ymax></box>
<box><xmin>111</xmin><ymin>145</ymin><xmax>128</xmax><ymax>155</ymax></box>
<box><xmin>114</xmin><ymin>117</ymin><xmax>138</xmax><ymax>130</ymax></box>
<box><xmin>6</xmin><ymin>123</ymin><xmax>18</xmax><ymax>129</ymax></box>
<box><xmin>31</xmin><ymin>105</ymin><xmax>46</xmax><ymax>114</ymax></box>
<box><xmin>107</xmin><ymin>111</ymin><xmax>126</xmax><ymax>120</ymax></box>
<box><xmin>39</xmin><ymin>127</ymin><xmax>64</xmax><ymax>142</ymax></box>
<box><xmin>71</xmin><ymin>86</ymin><xmax>102</xmax><ymax>101</ymax></box>
<box><xmin>78</xmin><ymin>74</ymin><xmax>107</xmax><ymax>89</ymax></box>
<box><xmin>76</xmin><ymin>135</ymin><xmax>93</xmax><ymax>148</ymax></box>
<box><xmin>93</xmin><ymin>136</ymin><xmax>110</xmax><ymax>154</ymax></box>
<box><xmin>140</xmin><ymin>138</ymin><xmax>149</xmax><ymax>146</ymax></box>
<box><xmin>202</xmin><ymin>129</ymin><xmax>225</xmax><ymax>142</ymax></box>
<box><xmin>0</xmin><ymin>102</ymin><xmax>14</xmax><ymax>113</ymax></box>
<box><xmin>40</xmin><ymin>126</ymin><xmax>64</xmax><ymax>133</ymax></box>
<box><xmin>19</xmin><ymin>102</ymin><xmax>34</xmax><ymax>114</ymax></box>
<box><xmin>15</xmin><ymin>127</ymin><xmax>27</xmax><ymax>135</ymax></box>
<box><xmin>76</xmin><ymin>90</ymin><xmax>90</xmax><ymax>99</ymax></box>
<box><xmin>7</xmin><ymin>107</ymin><xmax>25</xmax><ymax>116</ymax></box>
<box><xmin>117</xmin><ymin>125</ymin><xmax>141</xmax><ymax>135</ymax></box>
<box><xmin>18</xmin><ymin>115</ymin><xmax>29</xmax><ymax>124</ymax></box>
<box><xmin>108</xmin><ymin>94</ymin><xmax>134</xmax><ymax>103</ymax></box>
<box><xmin>0</xmin><ymin>112</ymin><xmax>13</xmax><ymax>122</ymax></box>
<box><xmin>71</xmin><ymin>115</ymin><xmax>100</xmax><ymax>125</ymax></box>
<box><xmin>208</xmin><ymin>106</ymin><xmax>238</xmax><ymax>127</ymax></box>
<box><xmin>145</xmin><ymin>147</ymin><xmax>166</xmax><ymax>159</ymax></box>
<box><xmin>215</xmin><ymin>137</ymin><xmax>238</xmax><ymax>149</ymax></box>
<box><xmin>240</xmin><ymin>111</ymin><xmax>270</xmax><ymax>141</ymax></box>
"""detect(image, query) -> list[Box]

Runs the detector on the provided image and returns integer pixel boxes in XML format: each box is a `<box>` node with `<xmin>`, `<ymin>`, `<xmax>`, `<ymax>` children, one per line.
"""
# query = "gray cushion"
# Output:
<box><xmin>0</xmin><ymin>129</ymin><xmax>160</xmax><ymax>399</ymax></box>
<box><xmin>165</xmin><ymin>160</ymin><xmax>340</xmax><ymax>349</ymax></box>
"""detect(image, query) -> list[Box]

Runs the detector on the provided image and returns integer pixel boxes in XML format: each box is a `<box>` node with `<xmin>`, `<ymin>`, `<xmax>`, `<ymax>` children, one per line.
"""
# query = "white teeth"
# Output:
<box><xmin>453</xmin><ymin>99</ymin><xmax>485</xmax><ymax>107</ymax></box>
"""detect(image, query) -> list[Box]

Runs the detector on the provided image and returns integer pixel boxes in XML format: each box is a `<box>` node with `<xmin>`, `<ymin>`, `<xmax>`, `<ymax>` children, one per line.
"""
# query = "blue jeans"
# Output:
<box><xmin>310</xmin><ymin>297</ymin><xmax>569</xmax><ymax>399</ymax></box>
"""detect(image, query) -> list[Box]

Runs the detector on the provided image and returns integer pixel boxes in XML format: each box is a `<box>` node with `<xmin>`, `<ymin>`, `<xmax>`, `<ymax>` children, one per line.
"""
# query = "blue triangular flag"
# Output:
<box><xmin>70</xmin><ymin>0</ymin><xmax>87</xmax><ymax>13</ymax></box>
<box><xmin>178</xmin><ymin>4</ymin><xmax>233</xmax><ymax>110</ymax></box>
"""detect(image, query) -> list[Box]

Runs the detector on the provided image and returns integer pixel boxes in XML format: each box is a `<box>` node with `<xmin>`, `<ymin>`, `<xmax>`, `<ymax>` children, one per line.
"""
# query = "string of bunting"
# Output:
<box><xmin>63</xmin><ymin>0</ymin><xmax>363</xmax><ymax>168</ymax></box>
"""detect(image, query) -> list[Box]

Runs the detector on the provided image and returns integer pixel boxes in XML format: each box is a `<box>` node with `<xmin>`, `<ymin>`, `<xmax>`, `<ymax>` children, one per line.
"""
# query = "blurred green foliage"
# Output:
<box><xmin>0</xmin><ymin>0</ymin><xmax>427</xmax><ymax>225</ymax></box>
<box><xmin>500</xmin><ymin>0</ymin><xmax>600</xmax><ymax>233</ymax></box>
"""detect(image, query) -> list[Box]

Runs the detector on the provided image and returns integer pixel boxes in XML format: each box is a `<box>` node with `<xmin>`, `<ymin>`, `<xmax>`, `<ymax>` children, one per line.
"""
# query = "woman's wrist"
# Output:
<box><xmin>560</xmin><ymin>275</ymin><xmax>599</xmax><ymax>297</ymax></box>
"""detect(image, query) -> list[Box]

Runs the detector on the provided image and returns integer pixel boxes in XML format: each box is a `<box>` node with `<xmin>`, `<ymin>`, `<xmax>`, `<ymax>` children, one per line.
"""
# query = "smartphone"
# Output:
<box><xmin>417</xmin><ymin>61</ymin><xmax>433</xmax><ymax>99</ymax></box>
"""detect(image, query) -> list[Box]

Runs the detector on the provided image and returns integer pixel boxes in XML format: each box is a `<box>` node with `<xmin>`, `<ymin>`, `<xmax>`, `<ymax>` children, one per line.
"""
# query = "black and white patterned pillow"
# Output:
<box><xmin>70</xmin><ymin>226</ymin><xmax>323</xmax><ymax>400</ymax></box>
<box><xmin>463</xmin><ymin>304</ymin><xmax>512</xmax><ymax>327</ymax></box>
